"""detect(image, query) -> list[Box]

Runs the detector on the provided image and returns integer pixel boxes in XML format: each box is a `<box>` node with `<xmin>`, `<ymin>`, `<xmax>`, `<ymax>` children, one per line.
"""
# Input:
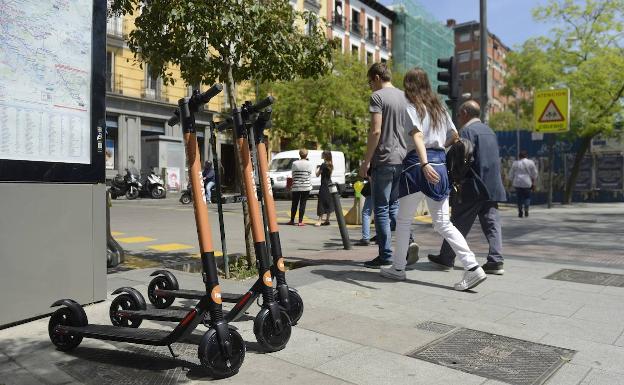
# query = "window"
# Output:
<box><xmin>306</xmin><ymin>16</ymin><xmax>317</xmax><ymax>36</ymax></box>
<box><xmin>381</xmin><ymin>57</ymin><xmax>387</xmax><ymax>64</ymax></box>
<box><xmin>141</xmin><ymin>119</ymin><xmax>165</xmax><ymax>137</ymax></box>
<box><xmin>366</xmin><ymin>18</ymin><xmax>374</xmax><ymax>41</ymax></box>
<box><xmin>473</xmin><ymin>71</ymin><xmax>480</xmax><ymax>79</ymax></box>
<box><xmin>351</xmin><ymin>9</ymin><xmax>361</xmax><ymax>35</ymax></box>
<box><xmin>366</xmin><ymin>51</ymin><xmax>373</xmax><ymax>64</ymax></box>
<box><xmin>459</xmin><ymin>33</ymin><xmax>470</xmax><ymax>43</ymax></box>
<box><xmin>473</xmin><ymin>50</ymin><xmax>480</xmax><ymax>60</ymax></box>
<box><xmin>458</xmin><ymin>51</ymin><xmax>470</xmax><ymax>62</ymax></box>
<box><xmin>351</xmin><ymin>44</ymin><xmax>359</xmax><ymax>57</ymax></box>
<box><xmin>459</xmin><ymin>72</ymin><xmax>471</xmax><ymax>80</ymax></box>
<box><xmin>380</xmin><ymin>25</ymin><xmax>388</xmax><ymax>48</ymax></box>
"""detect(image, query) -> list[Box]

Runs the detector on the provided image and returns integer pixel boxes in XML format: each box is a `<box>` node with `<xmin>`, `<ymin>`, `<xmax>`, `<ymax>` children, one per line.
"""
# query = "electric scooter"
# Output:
<box><xmin>47</xmin><ymin>84</ymin><xmax>246</xmax><ymax>378</ymax></box>
<box><xmin>110</xmin><ymin>97</ymin><xmax>293</xmax><ymax>352</ymax></box>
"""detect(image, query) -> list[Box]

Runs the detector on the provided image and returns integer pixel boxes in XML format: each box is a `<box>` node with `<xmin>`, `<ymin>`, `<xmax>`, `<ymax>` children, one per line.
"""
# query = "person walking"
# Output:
<box><xmin>358</xmin><ymin>63</ymin><xmax>409</xmax><ymax>268</ymax></box>
<box><xmin>428</xmin><ymin>100</ymin><xmax>507</xmax><ymax>275</ymax></box>
<box><xmin>379</xmin><ymin>68</ymin><xmax>486</xmax><ymax>291</ymax></box>
<box><xmin>202</xmin><ymin>160</ymin><xmax>215</xmax><ymax>203</ymax></box>
<box><xmin>288</xmin><ymin>149</ymin><xmax>313</xmax><ymax>226</ymax></box>
<box><xmin>315</xmin><ymin>150</ymin><xmax>334</xmax><ymax>227</ymax></box>
<box><xmin>510</xmin><ymin>150</ymin><xmax>538</xmax><ymax>218</ymax></box>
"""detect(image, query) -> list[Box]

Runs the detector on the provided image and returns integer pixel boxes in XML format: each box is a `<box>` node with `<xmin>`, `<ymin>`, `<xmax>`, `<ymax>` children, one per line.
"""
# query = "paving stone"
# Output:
<box><xmin>544</xmin><ymin>363</ymin><xmax>592</xmax><ymax>385</ymax></box>
<box><xmin>571</xmin><ymin>303</ymin><xmax>624</xmax><ymax>323</ymax></box>
<box><xmin>540</xmin><ymin>333</ymin><xmax>624</xmax><ymax>375</ymax></box>
<box><xmin>498</xmin><ymin>310</ymin><xmax>624</xmax><ymax>345</ymax></box>
<box><xmin>579</xmin><ymin>368</ymin><xmax>624</xmax><ymax>385</ymax></box>
<box><xmin>478</xmin><ymin>291</ymin><xmax>582</xmax><ymax>317</ymax></box>
<box><xmin>316</xmin><ymin>346</ymin><xmax>486</xmax><ymax>385</ymax></box>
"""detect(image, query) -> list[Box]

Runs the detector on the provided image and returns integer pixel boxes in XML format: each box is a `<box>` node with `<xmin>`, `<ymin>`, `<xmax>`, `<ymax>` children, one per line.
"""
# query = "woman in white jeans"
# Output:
<box><xmin>380</xmin><ymin>68</ymin><xmax>487</xmax><ymax>291</ymax></box>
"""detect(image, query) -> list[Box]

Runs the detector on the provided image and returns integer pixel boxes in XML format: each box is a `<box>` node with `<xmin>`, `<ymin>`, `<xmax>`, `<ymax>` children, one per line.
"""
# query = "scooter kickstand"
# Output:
<box><xmin>167</xmin><ymin>344</ymin><xmax>178</xmax><ymax>358</ymax></box>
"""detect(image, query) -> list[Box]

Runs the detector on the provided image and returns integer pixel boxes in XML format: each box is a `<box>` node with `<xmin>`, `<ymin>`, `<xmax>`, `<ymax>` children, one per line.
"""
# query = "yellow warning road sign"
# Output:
<box><xmin>534</xmin><ymin>88</ymin><xmax>570</xmax><ymax>133</ymax></box>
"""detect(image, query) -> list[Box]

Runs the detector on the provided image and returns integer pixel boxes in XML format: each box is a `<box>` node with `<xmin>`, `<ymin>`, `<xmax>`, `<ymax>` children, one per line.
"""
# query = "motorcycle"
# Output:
<box><xmin>109</xmin><ymin>169</ymin><xmax>141</xmax><ymax>200</ymax></box>
<box><xmin>179</xmin><ymin>182</ymin><xmax>246</xmax><ymax>205</ymax></box>
<box><xmin>140</xmin><ymin>170</ymin><xmax>166</xmax><ymax>199</ymax></box>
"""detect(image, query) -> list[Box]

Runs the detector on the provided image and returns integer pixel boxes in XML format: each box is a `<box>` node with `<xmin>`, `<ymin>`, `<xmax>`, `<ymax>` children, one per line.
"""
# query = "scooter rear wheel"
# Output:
<box><xmin>180</xmin><ymin>193</ymin><xmax>192</xmax><ymax>205</ymax></box>
<box><xmin>253</xmin><ymin>307</ymin><xmax>292</xmax><ymax>352</ymax></box>
<box><xmin>147</xmin><ymin>275</ymin><xmax>176</xmax><ymax>309</ymax></box>
<box><xmin>151</xmin><ymin>186</ymin><xmax>166</xmax><ymax>199</ymax></box>
<box><xmin>126</xmin><ymin>187</ymin><xmax>139</xmax><ymax>200</ymax></box>
<box><xmin>109</xmin><ymin>293</ymin><xmax>143</xmax><ymax>328</ymax></box>
<box><xmin>198</xmin><ymin>326</ymin><xmax>246</xmax><ymax>379</ymax></box>
<box><xmin>277</xmin><ymin>288</ymin><xmax>304</xmax><ymax>326</ymax></box>
<box><xmin>48</xmin><ymin>307</ymin><xmax>83</xmax><ymax>352</ymax></box>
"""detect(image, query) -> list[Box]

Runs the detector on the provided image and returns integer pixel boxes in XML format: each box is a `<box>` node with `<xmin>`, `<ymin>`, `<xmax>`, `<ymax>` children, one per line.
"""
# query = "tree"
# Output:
<box><xmin>262</xmin><ymin>51</ymin><xmax>370</xmax><ymax>165</ymax></box>
<box><xmin>504</xmin><ymin>0</ymin><xmax>624</xmax><ymax>203</ymax></box>
<box><xmin>110</xmin><ymin>0</ymin><xmax>332</xmax><ymax>263</ymax></box>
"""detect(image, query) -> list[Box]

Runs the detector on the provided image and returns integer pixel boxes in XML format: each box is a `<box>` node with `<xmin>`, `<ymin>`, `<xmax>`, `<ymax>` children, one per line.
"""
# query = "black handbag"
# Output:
<box><xmin>361</xmin><ymin>181</ymin><xmax>371</xmax><ymax>197</ymax></box>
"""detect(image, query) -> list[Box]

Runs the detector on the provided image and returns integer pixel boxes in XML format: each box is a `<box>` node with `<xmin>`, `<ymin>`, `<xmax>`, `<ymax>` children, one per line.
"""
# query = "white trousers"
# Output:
<box><xmin>393</xmin><ymin>193</ymin><xmax>478</xmax><ymax>271</ymax></box>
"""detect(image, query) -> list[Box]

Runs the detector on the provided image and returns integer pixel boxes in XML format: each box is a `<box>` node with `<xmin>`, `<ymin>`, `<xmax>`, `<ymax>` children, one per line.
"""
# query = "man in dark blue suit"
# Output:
<box><xmin>429</xmin><ymin>100</ymin><xmax>507</xmax><ymax>274</ymax></box>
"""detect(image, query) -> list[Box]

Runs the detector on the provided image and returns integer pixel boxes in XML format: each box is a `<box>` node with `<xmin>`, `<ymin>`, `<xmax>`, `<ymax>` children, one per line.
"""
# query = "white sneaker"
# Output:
<box><xmin>406</xmin><ymin>242</ymin><xmax>419</xmax><ymax>268</ymax></box>
<box><xmin>454</xmin><ymin>267</ymin><xmax>487</xmax><ymax>291</ymax></box>
<box><xmin>380</xmin><ymin>266</ymin><xmax>406</xmax><ymax>281</ymax></box>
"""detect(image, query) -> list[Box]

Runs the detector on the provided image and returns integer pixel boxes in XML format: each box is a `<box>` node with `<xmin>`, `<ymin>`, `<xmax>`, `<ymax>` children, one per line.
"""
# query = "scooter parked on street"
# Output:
<box><xmin>47</xmin><ymin>84</ymin><xmax>246</xmax><ymax>378</ymax></box>
<box><xmin>140</xmin><ymin>169</ymin><xmax>166</xmax><ymax>199</ymax></box>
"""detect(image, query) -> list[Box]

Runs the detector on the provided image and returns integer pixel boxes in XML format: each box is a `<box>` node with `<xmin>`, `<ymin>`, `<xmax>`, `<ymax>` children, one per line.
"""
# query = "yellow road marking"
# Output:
<box><xmin>148</xmin><ymin>243</ymin><xmax>194</xmax><ymax>252</ymax></box>
<box><xmin>190</xmin><ymin>251</ymin><xmax>223</xmax><ymax>257</ymax></box>
<box><xmin>116</xmin><ymin>236</ymin><xmax>156</xmax><ymax>244</ymax></box>
<box><xmin>415</xmin><ymin>215</ymin><xmax>432</xmax><ymax>224</ymax></box>
<box><xmin>121</xmin><ymin>255</ymin><xmax>161</xmax><ymax>269</ymax></box>
<box><xmin>111</xmin><ymin>231</ymin><xmax>125</xmax><ymax>236</ymax></box>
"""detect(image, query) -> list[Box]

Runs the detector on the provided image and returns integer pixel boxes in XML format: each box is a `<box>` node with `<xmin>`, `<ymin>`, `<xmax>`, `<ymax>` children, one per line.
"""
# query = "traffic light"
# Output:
<box><xmin>437</xmin><ymin>56</ymin><xmax>459</xmax><ymax>119</ymax></box>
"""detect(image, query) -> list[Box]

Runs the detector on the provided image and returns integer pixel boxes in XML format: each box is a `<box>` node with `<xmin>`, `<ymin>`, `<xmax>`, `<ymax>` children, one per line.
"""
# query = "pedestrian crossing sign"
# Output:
<box><xmin>534</xmin><ymin>88</ymin><xmax>570</xmax><ymax>133</ymax></box>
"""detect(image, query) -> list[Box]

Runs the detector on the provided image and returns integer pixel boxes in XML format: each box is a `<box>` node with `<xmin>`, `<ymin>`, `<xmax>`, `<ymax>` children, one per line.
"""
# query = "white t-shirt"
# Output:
<box><xmin>510</xmin><ymin>158</ymin><xmax>538</xmax><ymax>188</ymax></box>
<box><xmin>291</xmin><ymin>159</ymin><xmax>313</xmax><ymax>192</ymax></box>
<box><xmin>405</xmin><ymin>103</ymin><xmax>456</xmax><ymax>151</ymax></box>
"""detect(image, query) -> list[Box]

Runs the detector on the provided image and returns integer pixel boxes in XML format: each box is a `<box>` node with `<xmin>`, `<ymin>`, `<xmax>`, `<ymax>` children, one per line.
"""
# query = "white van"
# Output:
<box><xmin>269</xmin><ymin>150</ymin><xmax>346</xmax><ymax>196</ymax></box>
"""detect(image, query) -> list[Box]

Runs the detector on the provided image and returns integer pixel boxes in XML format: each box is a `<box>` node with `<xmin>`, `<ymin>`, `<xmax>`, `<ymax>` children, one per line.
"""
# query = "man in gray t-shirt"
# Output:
<box><xmin>359</xmin><ymin>63</ymin><xmax>410</xmax><ymax>267</ymax></box>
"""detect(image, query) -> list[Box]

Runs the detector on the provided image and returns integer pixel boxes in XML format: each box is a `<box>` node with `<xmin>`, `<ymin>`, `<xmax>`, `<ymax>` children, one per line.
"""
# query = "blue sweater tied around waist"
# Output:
<box><xmin>399</xmin><ymin>149</ymin><xmax>450</xmax><ymax>201</ymax></box>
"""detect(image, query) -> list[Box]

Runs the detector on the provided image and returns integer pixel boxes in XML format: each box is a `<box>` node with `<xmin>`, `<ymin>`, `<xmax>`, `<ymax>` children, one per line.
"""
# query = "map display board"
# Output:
<box><xmin>0</xmin><ymin>0</ymin><xmax>92</xmax><ymax>164</ymax></box>
<box><xmin>0</xmin><ymin>0</ymin><xmax>105</xmax><ymax>183</ymax></box>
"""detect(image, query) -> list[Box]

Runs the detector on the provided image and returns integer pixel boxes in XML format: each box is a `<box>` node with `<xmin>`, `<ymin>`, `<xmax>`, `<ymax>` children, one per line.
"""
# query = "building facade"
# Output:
<box><xmin>449</xmin><ymin>20</ymin><xmax>511</xmax><ymax>115</ymax></box>
<box><xmin>390</xmin><ymin>1</ymin><xmax>454</xmax><ymax>94</ymax></box>
<box><xmin>320</xmin><ymin>0</ymin><xmax>395</xmax><ymax>64</ymax></box>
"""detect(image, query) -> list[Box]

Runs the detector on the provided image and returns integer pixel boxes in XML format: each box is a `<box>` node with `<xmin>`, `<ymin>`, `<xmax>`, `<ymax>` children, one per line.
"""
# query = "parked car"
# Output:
<box><xmin>269</xmin><ymin>150</ymin><xmax>346</xmax><ymax>197</ymax></box>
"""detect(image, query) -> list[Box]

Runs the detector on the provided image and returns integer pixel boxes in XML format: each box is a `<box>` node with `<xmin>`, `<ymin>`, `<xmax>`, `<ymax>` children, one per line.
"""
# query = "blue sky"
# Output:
<box><xmin>381</xmin><ymin>0</ymin><xmax>555</xmax><ymax>49</ymax></box>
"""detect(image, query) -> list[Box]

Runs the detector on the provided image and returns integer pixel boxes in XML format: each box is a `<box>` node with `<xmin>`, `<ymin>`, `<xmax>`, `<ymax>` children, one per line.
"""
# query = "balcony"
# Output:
<box><xmin>365</xmin><ymin>29</ymin><xmax>377</xmax><ymax>44</ymax></box>
<box><xmin>106</xmin><ymin>73</ymin><xmax>123</xmax><ymax>95</ymax></box>
<box><xmin>141</xmin><ymin>80</ymin><xmax>169</xmax><ymax>103</ymax></box>
<box><xmin>332</xmin><ymin>13</ymin><xmax>347</xmax><ymax>30</ymax></box>
<box><xmin>107</xmin><ymin>17</ymin><xmax>123</xmax><ymax>38</ymax></box>
<box><xmin>380</xmin><ymin>37</ymin><xmax>391</xmax><ymax>51</ymax></box>
<box><xmin>351</xmin><ymin>21</ymin><xmax>363</xmax><ymax>36</ymax></box>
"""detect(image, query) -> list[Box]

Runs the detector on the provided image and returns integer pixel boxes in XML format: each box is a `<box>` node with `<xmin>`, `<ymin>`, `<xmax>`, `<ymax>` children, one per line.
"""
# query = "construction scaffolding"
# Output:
<box><xmin>390</xmin><ymin>0</ymin><xmax>455</xmax><ymax>93</ymax></box>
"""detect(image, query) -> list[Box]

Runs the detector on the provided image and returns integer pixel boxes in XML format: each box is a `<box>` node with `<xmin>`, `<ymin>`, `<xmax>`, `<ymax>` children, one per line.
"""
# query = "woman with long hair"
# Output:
<box><xmin>379</xmin><ymin>68</ymin><xmax>486</xmax><ymax>291</ymax></box>
<box><xmin>315</xmin><ymin>150</ymin><xmax>334</xmax><ymax>226</ymax></box>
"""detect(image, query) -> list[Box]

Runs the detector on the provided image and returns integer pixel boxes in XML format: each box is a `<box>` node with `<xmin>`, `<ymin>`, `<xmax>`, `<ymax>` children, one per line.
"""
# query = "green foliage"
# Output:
<box><xmin>505</xmin><ymin>0</ymin><xmax>624</xmax><ymax>140</ymax></box>
<box><xmin>262</xmin><ymin>51</ymin><xmax>371</xmax><ymax>163</ymax></box>
<box><xmin>109</xmin><ymin>0</ymin><xmax>332</xmax><ymax>86</ymax></box>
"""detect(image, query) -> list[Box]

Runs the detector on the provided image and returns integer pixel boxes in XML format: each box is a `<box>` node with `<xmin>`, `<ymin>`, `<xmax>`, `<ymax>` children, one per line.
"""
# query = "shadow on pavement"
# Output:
<box><xmin>310</xmin><ymin>268</ymin><xmax>455</xmax><ymax>291</ymax></box>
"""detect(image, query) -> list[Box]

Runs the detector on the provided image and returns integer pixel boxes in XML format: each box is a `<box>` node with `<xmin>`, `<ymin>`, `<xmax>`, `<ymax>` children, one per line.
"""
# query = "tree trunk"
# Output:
<box><xmin>224</xmin><ymin>63</ymin><xmax>256</xmax><ymax>267</ymax></box>
<box><xmin>563</xmin><ymin>135</ymin><xmax>592</xmax><ymax>204</ymax></box>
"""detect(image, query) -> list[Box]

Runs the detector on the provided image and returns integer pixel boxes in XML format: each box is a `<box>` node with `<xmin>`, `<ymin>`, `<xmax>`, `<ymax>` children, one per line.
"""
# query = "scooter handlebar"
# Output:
<box><xmin>249</xmin><ymin>96</ymin><xmax>274</xmax><ymax>113</ymax></box>
<box><xmin>167</xmin><ymin>109</ymin><xmax>180</xmax><ymax>126</ymax></box>
<box><xmin>196</xmin><ymin>83</ymin><xmax>223</xmax><ymax>104</ymax></box>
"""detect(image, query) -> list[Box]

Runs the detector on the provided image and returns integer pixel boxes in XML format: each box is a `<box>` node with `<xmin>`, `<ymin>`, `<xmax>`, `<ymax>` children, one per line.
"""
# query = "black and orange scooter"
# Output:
<box><xmin>110</xmin><ymin>97</ymin><xmax>293</xmax><ymax>352</ymax></box>
<box><xmin>118</xmin><ymin>101</ymin><xmax>303</xmax><ymax>327</ymax></box>
<box><xmin>47</xmin><ymin>85</ymin><xmax>246</xmax><ymax>378</ymax></box>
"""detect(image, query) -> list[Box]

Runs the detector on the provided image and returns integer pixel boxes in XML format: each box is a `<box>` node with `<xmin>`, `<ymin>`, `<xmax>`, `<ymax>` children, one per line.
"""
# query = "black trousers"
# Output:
<box><xmin>290</xmin><ymin>190</ymin><xmax>310</xmax><ymax>223</ymax></box>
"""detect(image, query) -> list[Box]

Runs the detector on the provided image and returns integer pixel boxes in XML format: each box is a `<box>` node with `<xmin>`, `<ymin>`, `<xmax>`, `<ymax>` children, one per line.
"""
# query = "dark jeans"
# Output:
<box><xmin>516</xmin><ymin>187</ymin><xmax>531</xmax><ymax>211</ymax></box>
<box><xmin>290</xmin><ymin>190</ymin><xmax>310</xmax><ymax>223</ymax></box>
<box><xmin>371</xmin><ymin>164</ymin><xmax>401</xmax><ymax>261</ymax></box>
<box><xmin>439</xmin><ymin>200</ymin><xmax>503</xmax><ymax>264</ymax></box>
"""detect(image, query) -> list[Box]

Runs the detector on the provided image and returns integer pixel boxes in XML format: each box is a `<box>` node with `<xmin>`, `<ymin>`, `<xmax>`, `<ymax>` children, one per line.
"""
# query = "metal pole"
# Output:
<box><xmin>547</xmin><ymin>134</ymin><xmax>555</xmax><ymax>209</ymax></box>
<box><xmin>211</xmin><ymin>125</ymin><xmax>230</xmax><ymax>278</ymax></box>
<box><xmin>515</xmin><ymin>98</ymin><xmax>520</xmax><ymax>159</ymax></box>
<box><xmin>330</xmin><ymin>183</ymin><xmax>351</xmax><ymax>250</ymax></box>
<box><xmin>480</xmin><ymin>0</ymin><xmax>488</xmax><ymax>121</ymax></box>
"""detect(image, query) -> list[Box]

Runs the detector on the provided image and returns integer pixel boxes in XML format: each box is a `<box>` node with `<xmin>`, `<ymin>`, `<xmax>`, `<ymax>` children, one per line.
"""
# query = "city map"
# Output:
<box><xmin>0</xmin><ymin>0</ymin><xmax>92</xmax><ymax>164</ymax></box>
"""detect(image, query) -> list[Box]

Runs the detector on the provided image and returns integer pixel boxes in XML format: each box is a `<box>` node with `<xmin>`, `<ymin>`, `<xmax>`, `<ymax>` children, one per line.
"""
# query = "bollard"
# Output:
<box><xmin>329</xmin><ymin>183</ymin><xmax>351</xmax><ymax>250</ymax></box>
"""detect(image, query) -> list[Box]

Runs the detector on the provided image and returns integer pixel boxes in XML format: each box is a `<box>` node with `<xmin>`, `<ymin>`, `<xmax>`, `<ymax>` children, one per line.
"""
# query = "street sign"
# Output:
<box><xmin>534</xmin><ymin>88</ymin><xmax>570</xmax><ymax>133</ymax></box>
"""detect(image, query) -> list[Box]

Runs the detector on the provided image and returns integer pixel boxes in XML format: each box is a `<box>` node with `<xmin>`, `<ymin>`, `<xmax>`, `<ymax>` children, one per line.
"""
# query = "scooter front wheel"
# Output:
<box><xmin>109</xmin><ymin>293</ymin><xmax>143</xmax><ymax>328</ymax></box>
<box><xmin>253</xmin><ymin>307</ymin><xmax>292</xmax><ymax>352</ymax></box>
<box><xmin>48</xmin><ymin>307</ymin><xmax>83</xmax><ymax>352</ymax></box>
<box><xmin>276</xmin><ymin>288</ymin><xmax>304</xmax><ymax>326</ymax></box>
<box><xmin>198</xmin><ymin>326</ymin><xmax>246</xmax><ymax>379</ymax></box>
<box><xmin>147</xmin><ymin>275</ymin><xmax>176</xmax><ymax>309</ymax></box>
<box><xmin>126</xmin><ymin>186</ymin><xmax>139</xmax><ymax>200</ymax></box>
<box><xmin>151</xmin><ymin>186</ymin><xmax>166</xmax><ymax>199</ymax></box>
<box><xmin>180</xmin><ymin>192</ymin><xmax>192</xmax><ymax>205</ymax></box>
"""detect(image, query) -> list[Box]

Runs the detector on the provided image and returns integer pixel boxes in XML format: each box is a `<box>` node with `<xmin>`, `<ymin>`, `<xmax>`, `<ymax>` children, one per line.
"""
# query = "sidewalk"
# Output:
<box><xmin>1</xmin><ymin>248</ymin><xmax>623</xmax><ymax>384</ymax></box>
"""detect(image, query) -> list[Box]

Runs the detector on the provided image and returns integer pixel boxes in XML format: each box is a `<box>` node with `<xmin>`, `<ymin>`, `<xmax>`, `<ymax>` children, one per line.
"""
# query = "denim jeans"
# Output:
<box><xmin>361</xmin><ymin>196</ymin><xmax>373</xmax><ymax>240</ymax></box>
<box><xmin>516</xmin><ymin>187</ymin><xmax>531</xmax><ymax>210</ymax></box>
<box><xmin>205</xmin><ymin>181</ymin><xmax>215</xmax><ymax>202</ymax></box>
<box><xmin>371</xmin><ymin>164</ymin><xmax>401</xmax><ymax>261</ymax></box>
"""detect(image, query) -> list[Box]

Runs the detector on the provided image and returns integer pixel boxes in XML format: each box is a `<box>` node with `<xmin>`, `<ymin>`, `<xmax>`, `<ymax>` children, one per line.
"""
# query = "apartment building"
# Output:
<box><xmin>448</xmin><ymin>20</ymin><xmax>511</xmax><ymax>114</ymax></box>
<box><xmin>321</xmin><ymin>0</ymin><xmax>395</xmax><ymax>65</ymax></box>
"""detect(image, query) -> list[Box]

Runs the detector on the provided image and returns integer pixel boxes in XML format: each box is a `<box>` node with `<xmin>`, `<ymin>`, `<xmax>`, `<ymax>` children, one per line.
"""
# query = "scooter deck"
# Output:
<box><xmin>115</xmin><ymin>306</ymin><xmax>195</xmax><ymax>323</ymax></box>
<box><xmin>58</xmin><ymin>324</ymin><xmax>171</xmax><ymax>345</ymax></box>
<box><xmin>156</xmin><ymin>288</ymin><xmax>242</xmax><ymax>303</ymax></box>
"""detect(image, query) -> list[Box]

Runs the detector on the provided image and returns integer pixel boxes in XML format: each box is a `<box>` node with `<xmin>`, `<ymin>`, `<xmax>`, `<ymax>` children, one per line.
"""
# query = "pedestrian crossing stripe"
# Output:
<box><xmin>111</xmin><ymin>231</ymin><xmax>125</xmax><ymax>236</ymax></box>
<box><xmin>121</xmin><ymin>254</ymin><xmax>161</xmax><ymax>269</ymax></box>
<box><xmin>116</xmin><ymin>236</ymin><xmax>156</xmax><ymax>244</ymax></box>
<box><xmin>148</xmin><ymin>243</ymin><xmax>194</xmax><ymax>252</ymax></box>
